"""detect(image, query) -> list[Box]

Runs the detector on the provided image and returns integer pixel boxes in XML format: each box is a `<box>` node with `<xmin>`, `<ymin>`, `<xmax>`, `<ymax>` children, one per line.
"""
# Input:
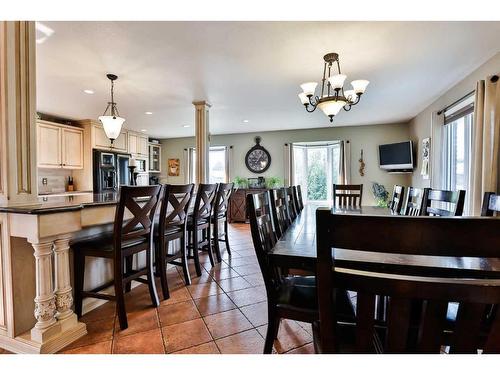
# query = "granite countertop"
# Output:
<box><xmin>0</xmin><ymin>192</ymin><xmax>124</xmax><ymax>215</ymax></box>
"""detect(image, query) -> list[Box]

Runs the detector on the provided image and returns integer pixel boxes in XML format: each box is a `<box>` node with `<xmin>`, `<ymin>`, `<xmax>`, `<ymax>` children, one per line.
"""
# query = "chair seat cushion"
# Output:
<box><xmin>153</xmin><ymin>222</ymin><xmax>184</xmax><ymax>237</ymax></box>
<box><xmin>187</xmin><ymin>216</ymin><xmax>209</xmax><ymax>227</ymax></box>
<box><xmin>72</xmin><ymin>232</ymin><xmax>148</xmax><ymax>255</ymax></box>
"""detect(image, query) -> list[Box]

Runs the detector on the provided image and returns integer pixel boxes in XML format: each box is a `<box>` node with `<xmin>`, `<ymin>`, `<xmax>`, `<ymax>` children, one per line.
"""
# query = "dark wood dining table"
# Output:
<box><xmin>270</xmin><ymin>204</ymin><xmax>500</xmax><ymax>278</ymax></box>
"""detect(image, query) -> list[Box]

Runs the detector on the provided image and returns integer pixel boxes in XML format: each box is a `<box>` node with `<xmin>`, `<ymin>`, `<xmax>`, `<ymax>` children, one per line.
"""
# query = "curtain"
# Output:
<box><xmin>226</xmin><ymin>145</ymin><xmax>232</xmax><ymax>183</ymax></box>
<box><xmin>430</xmin><ymin>111</ymin><xmax>444</xmax><ymax>189</ymax></box>
<box><xmin>338</xmin><ymin>140</ymin><xmax>351</xmax><ymax>184</ymax></box>
<box><xmin>471</xmin><ymin>76</ymin><xmax>500</xmax><ymax>215</ymax></box>
<box><xmin>283</xmin><ymin>143</ymin><xmax>294</xmax><ymax>187</ymax></box>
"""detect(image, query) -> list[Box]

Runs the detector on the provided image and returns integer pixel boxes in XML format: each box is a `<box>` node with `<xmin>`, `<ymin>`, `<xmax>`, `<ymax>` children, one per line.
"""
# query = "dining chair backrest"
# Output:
<box><xmin>158</xmin><ymin>184</ymin><xmax>194</xmax><ymax>231</ymax></box>
<box><xmin>315</xmin><ymin>209</ymin><xmax>500</xmax><ymax>353</ymax></box>
<box><xmin>247</xmin><ymin>192</ymin><xmax>278</xmax><ymax>296</ymax></box>
<box><xmin>296</xmin><ymin>185</ymin><xmax>305</xmax><ymax>211</ymax></box>
<box><xmin>192</xmin><ymin>183</ymin><xmax>218</xmax><ymax>221</ymax></box>
<box><xmin>389</xmin><ymin>185</ymin><xmax>405</xmax><ymax>213</ymax></box>
<box><xmin>114</xmin><ymin>185</ymin><xmax>162</xmax><ymax>254</ymax></box>
<box><xmin>481</xmin><ymin>192</ymin><xmax>500</xmax><ymax>217</ymax></box>
<box><xmin>403</xmin><ymin>187</ymin><xmax>426</xmax><ymax>216</ymax></box>
<box><xmin>423</xmin><ymin>189</ymin><xmax>466</xmax><ymax>216</ymax></box>
<box><xmin>285</xmin><ymin>187</ymin><xmax>298</xmax><ymax>221</ymax></box>
<box><xmin>270</xmin><ymin>188</ymin><xmax>290</xmax><ymax>238</ymax></box>
<box><xmin>213</xmin><ymin>183</ymin><xmax>234</xmax><ymax>219</ymax></box>
<box><xmin>333</xmin><ymin>184</ymin><xmax>363</xmax><ymax>208</ymax></box>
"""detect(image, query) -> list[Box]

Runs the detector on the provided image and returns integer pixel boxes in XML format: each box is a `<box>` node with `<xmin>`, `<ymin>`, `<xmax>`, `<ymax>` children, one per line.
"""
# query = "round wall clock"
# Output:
<box><xmin>245</xmin><ymin>136</ymin><xmax>271</xmax><ymax>173</ymax></box>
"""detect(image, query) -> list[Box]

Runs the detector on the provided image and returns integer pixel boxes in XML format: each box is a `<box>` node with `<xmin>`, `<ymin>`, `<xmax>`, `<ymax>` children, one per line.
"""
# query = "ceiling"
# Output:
<box><xmin>36</xmin><ymin>21</ymin><xmax>500</xmax><ymax>138</ymax></box>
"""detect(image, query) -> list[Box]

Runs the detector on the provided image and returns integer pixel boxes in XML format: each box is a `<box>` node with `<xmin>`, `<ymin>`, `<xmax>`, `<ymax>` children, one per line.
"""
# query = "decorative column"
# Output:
<box><xmin>30</xmin><ymin>241</ymin><xmax>60</xmax><ymax>343</ymax></box>
<box><xmin>193</xmin><ymin>100</ymin><xmax>211</xmax><ymax>184</ymax></box>
<box><xmin>53</xmin><ymin>236</ymin><xmax>78</xmax><ymax>331</ymax></box>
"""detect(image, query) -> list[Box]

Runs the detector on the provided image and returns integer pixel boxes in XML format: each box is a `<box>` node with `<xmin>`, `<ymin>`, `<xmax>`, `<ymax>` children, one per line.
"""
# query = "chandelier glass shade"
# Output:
<box><xmin>99</xmin><ymin>74</ymin><xmax>125</xmax><ymax>144</ymax></box>
<box><xmin>299</xmin><ymin>53</ymin><xmax>369</xmax><ymax>122</ymax></box>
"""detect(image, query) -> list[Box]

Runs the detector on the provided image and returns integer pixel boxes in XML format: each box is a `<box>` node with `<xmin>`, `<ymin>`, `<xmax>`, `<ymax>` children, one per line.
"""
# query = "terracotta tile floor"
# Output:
<box><xmin>50</xmin><ymin>223</ymin><xmax>313</xmax><ymax>354</ymax></box>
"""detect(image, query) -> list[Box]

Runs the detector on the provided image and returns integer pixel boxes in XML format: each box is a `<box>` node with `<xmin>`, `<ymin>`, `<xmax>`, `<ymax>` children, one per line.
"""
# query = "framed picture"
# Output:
<box><xmin>168</xmin><ymin>158</ymin><xmax>180</xmax><ymax>176</ymax></box>
<box><xmin>420</xmin><ymin>138</ymin><xmax>431</xmax><ymax>180</ymax></box>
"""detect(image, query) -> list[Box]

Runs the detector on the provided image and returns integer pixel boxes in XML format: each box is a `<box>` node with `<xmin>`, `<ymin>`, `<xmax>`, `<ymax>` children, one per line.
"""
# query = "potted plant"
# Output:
<box><xmin>371</xmin><ymin>182</ymin><xmax>389</xmax><ymax>207</ymax></box>
<box><xmin>265</xmin><ymin>176</ymin><xmax>282</xmax><ymax>189</ymax></box>
<box><xmin>233</xmin><ymin>176</ymin><xmax>248</xmax><ymax>189</ymax></box>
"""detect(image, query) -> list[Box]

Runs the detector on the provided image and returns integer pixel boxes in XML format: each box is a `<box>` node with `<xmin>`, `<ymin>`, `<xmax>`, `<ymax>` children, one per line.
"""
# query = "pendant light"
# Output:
<box><xmin>98</xmin><ymin>73</ymin><xmax>125</xmax><ymax>144</ymax></box>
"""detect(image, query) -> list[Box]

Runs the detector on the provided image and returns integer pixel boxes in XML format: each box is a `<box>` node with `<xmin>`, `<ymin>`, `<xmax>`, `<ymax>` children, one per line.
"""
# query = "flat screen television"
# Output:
<box><xmin>378</xmin><ymin>141</ymin><xmax>414</xmax><ymax>171</ymax></box>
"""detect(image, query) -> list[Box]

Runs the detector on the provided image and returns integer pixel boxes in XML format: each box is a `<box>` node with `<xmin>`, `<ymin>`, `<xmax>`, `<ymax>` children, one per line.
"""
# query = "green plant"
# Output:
<box><xmin>265</xmin><ymin>176</ymin><xmax>282</xmax><ymax>189</ymax></box>
<box><xmin>371</xmin><ymin>182</ymin><xmax>389</xmax><ymax>207</ymax></box>
<box><xmin>232</xmin><ymin>176</ymin><xmax>248</xmax><ymax>189</ymax></box>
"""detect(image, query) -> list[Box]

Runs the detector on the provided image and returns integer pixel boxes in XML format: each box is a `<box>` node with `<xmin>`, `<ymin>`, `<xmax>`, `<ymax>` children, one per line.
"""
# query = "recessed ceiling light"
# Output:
<box><xmin>243</xmin><ymin>119</ymin><xmax>249</xmax><ymax>123</ymax></box>
<box><xmin>83</xmin><ymin>89</ymin><xmax>94</xmax><ymax>94</ymax></box>
<box><xmin>145</xmin><ymin>111</ymin><xmax>153</xmax><ymax>115</ymax></box>
<box><xmin>140</xmin><ymin>129</ymin><xmax>147</xmax><ymax>132</ymax></box>
<box><xmin>183</xmin><ymin>125</ymin><xmax>190</xmax><ymax>128</ymax></box>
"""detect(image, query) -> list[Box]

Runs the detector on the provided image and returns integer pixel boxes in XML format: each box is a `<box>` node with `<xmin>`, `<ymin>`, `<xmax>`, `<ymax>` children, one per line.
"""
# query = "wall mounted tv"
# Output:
<box><xmin>378</xmin><ymin>141</ymin><xmax>414</xmax><ymax>172</ymax></box>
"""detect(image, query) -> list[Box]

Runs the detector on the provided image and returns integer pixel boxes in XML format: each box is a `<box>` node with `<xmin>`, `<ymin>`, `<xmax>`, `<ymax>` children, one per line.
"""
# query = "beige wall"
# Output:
<box><xmin>160</xmin><ymin>122</ymin><xmax>412</xmax><ymax>206</ymax></box>
<box><xmin>409</xmin><ymin>52</ymin><xmax>500</xmax><ymax>188</ymax></box>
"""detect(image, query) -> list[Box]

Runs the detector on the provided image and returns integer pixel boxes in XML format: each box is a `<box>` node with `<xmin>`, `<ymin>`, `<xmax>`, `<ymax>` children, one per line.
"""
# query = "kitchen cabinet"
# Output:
<box><xmin>128</xmin><ymin>132</ymin><xmax>148</xmax><ymax>157</ymax></box>
<box><xmin>37</xmin><ymin>120</ymin><xmax>83</xmax><ymax>169</ymax></box>
<box><xmin>93</xmin><ymin>124</ymin><xmax>127</xmax><ymax>152</ymax></box>
<box><xmin>149</xmin><ymin>143</ymin><xmax>161</xmax><ymax>172</ymax></box>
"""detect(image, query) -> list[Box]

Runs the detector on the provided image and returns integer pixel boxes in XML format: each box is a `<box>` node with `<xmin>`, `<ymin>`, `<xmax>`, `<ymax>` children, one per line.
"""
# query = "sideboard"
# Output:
<box><xmin>229</xmin><ymin>188</ymin><xmax>268</xmax><ymax>223</ymax></box>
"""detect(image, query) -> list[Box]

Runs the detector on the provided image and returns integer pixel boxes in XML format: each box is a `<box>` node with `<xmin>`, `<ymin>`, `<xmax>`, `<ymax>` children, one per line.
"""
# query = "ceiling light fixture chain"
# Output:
<box><xmin>299</xmin><ymin>52</ymin><xmax>369</xmax><ymax>123</ymax></box>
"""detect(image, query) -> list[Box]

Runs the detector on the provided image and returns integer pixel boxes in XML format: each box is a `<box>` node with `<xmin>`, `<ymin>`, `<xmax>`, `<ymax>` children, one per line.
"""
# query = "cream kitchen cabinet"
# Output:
<box><xmin>128</xmin><ymin>132</ymin><xmax>148</xmax><ymax>157</ymax></box>
<box><xmin>92</xmin><ymin>123</ymin><xmax>128</xmax><ymax>152</ymax></box>
<box><xmin>37</xmin><ymin>121</ymin><xmax>84</xmax><ymax>169</ymax></box>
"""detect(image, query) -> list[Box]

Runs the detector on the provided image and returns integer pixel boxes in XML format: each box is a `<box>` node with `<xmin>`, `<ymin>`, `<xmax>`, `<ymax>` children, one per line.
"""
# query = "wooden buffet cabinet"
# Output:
<box><xmin>229</xmin><ymin>188</ymin><xmax>268</xmax><ymax>223</ymax></box>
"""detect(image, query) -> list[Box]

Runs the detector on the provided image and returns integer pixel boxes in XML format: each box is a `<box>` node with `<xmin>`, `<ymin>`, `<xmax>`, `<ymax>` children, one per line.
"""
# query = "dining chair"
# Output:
<box><xmin>155</xmin><ymin>183</ymin><xmax>194</xmax><ymax>300</ymax></box>
<box><xmin>402</xmin><ymin>187</ymin><xmax>427</xmax><ymax>216</ymax></box>
<box><xmin>422</xmin><ymin>188</ymin><xmax>466</xmax><ymax>216</ymax></box>
<box><xmin>293</xmin><ymin>185</ymin><xmax>304</xmax><ymax>212</ymax></box>
<box><xmin>481</xmin><ymin>192</ymin><xmax>500</xmax><ymax>216</ymax></box>
<box><xmin>389</xmin><ymin>185</ymin><xmax>405</xmax><ymax>213</ymax></box>
<box><xmin>296</xmin><ymin>185</ymin><xmax>305</xmax><ymax>211</ymax></box>
<box><xmin>187</xmin><ymin>183</ymin><xmax>218</xmax><ymax>276</ymax></box>
<box><xmin>333</xmin><ymin>184</ymin><xmax>363</xmax><ymax>207</ymax></box>
<box><xmin>211</xmin><ymin>182</ymin><xmax>234</xmax><ymax>262</ymax></box>
<box><xmin>315</xmin><ymin>210</ymin><xmax>500</xmax><ymax>353</ymax></box>
<box><xmin>285</xmin><ymin>187</ymin><xmax>298</xmax><ymax>221</ymax></box>
<box><xmin>270</xmin><ymin>188</ymin><xmax>290</xmax><ymax>238</ymax></box>
<box><xmin>73</xmin><ymin>185</ymin><xmax>162</xmax><ymax>330</ymax></box>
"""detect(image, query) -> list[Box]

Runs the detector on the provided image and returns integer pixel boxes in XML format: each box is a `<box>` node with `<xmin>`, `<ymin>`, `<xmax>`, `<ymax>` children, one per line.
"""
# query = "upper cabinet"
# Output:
<box><xmin>92</xmin><ymin>123</ymin><xmax>127</xmax><ymax>153</ymax></box>
<box><xmin>149</xmin><ymin>143</ymin><xmax>161</xmax><ymax>173</ymax></box>
<box><xmin>37</xmin><ymin>120</ymin><xmax>83</xmax><ymax>169</ymax></box>
<box><xmin>128</xmin><ymin>132</ymin><xmax>148</xmax><ymax>157</ymax></box>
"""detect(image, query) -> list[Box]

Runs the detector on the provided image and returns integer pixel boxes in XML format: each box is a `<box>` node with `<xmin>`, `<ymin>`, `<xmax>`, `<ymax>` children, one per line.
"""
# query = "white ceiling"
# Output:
<box><xmin>36</xmin><ymin>21</ymin><xmax>500</xmax><ymax>138</ymax></box>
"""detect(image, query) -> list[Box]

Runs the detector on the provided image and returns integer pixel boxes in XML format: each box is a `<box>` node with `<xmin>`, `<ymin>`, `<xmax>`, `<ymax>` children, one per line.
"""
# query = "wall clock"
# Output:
<box><xmin>245</xmin><ymin>136</ymin><xmax>271</xmax><ymax>174</ymax></box>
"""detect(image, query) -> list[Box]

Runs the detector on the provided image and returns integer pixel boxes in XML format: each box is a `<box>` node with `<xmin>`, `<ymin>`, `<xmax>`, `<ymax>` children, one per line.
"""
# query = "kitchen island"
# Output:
<box><xmin>0</xmin><ymin>192</ymin><xmax>136</xmax><ymax>353</ymax></box>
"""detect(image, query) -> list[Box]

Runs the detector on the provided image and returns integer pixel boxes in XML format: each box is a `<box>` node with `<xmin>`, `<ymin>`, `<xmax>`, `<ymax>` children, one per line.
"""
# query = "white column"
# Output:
<box><xmin>30</xmin><ymin>241</ymin><xmax>60</xmax><ymax>343</ymax></box>
<box><xmin>53</xmin><ymin>236</ymin><xmax>78</xmax><ymax>331</ymax></box>
<box><xmin>193</xmin><ymin>100</ymin><xmax>211</xmax><ymax>184</ymax></box>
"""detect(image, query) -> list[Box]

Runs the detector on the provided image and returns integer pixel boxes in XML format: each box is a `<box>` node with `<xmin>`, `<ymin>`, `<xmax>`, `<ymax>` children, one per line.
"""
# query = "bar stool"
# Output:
<box><xmin>187</xmin><ymin>183</ymin><xmax>218</xmax><ymax>276</ymax></box>
<box><xmin>211</xmin><ymin>182</ymin><xmax>233</xmax><ymax>262</ymax></box>
<box><xmin>285</xmin><ymin>187</ymin><xmax>298</xmax><ymax>221</ymax></box>
<box><xmin>155</xmin><ymin>184</ymin><xmax>194</xmax><ymax>300</ymax></box>
<box><xmin>73</xmin><ymin>185</ymin><xmax>162</xmax><ymax>330</ymax></box>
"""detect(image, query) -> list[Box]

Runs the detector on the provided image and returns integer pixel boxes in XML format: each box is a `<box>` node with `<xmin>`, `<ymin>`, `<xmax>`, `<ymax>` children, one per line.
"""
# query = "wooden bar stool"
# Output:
<box><xmin>296</xmin><ymin>185</ymin><xmax>305</xmax><ymax>211</ymax></box>
<box><xmin>285</xmin><ymin>187</ymin><xmax>298</xmax><ymax>221</ymax></box>
<box><xmin>270</xmin><ymin>188</ymin><xmax>291</xmax><ymax>237</ymax></box>
<box><xmin>389</xmin><ymin>185</ymin><xmax>405</xmax><ymax>213</ymax></box>
<box><xmin>73</xmin><ymin>185</ymin><xmax>162</xmax><ymax>330</ymax></box>
<box><xmin>187</xmin><ymin>183</ymin><xmax>218</xmax><ymax>276</ymax></box>
<box><xmin>403</xmin><ymin>187</ymin><xmax>427</xmax><ymax>216</ymax></box>
<box><xmin>155</xmin><ymin>183</ymin><xmax>194</xmax><ymax>300</ymax></box>
<box><xmin>211</xmin><ymin>183</ymin><xmax>234</xmax><ymax>262</ymax></box>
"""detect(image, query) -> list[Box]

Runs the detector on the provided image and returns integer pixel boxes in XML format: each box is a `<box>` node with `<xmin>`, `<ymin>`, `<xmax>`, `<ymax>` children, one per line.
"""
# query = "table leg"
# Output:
<box><xmin>53</xmin><ymin>236</ymin><xmax>78</xmax><ymax>331</ymax></box>
<box><xmin>30</xmin><ymin>241</ymin><xmax>61</xmax><ymax>343</ymax></box>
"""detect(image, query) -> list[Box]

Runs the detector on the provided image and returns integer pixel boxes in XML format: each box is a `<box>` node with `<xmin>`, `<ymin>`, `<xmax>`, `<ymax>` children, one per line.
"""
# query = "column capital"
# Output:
<box><xmin>192</xmin><ymin>100</ymin><xmax>212</xmax><ymax>108</ymax></box>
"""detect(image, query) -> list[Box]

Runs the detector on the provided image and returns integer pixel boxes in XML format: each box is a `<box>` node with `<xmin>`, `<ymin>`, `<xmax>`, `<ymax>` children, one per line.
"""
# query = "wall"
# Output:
<box><xmin>160</xmin><ymin>122</ymin><xmax>412</xmax><ymax>206</ymax></box>
<box><xmin>409</xmin><ymin>52</ymin><xmax>500</xmax><ymax>188</ymax></box>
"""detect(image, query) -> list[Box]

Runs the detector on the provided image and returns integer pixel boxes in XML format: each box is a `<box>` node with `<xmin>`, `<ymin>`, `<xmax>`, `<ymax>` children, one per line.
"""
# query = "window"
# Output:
<box><xmin>292</xmin><ymin>141</ymin><xmax>340</xmax><ymax>203</ymax></box>
<box><xmin>441</xmin><ymin>94</ymin><xmax>474</xmax><ymax>212</ymax></box>
<box><xmin>188</xmin><ymin>146</ymin><xmax>228</xmax><ymax>184</ymax></box>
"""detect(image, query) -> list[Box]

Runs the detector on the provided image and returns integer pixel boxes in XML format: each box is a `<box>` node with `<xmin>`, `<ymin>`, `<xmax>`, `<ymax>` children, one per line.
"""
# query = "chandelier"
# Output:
<box><xmin>299</xmin><ymin>52</ymin><xmax>369</xmax><ymax>122</ymax></box>
<box><xmin>99</xmin><ymin>73</ymin><xmax>125</xmax><ymax>144</ymax></box>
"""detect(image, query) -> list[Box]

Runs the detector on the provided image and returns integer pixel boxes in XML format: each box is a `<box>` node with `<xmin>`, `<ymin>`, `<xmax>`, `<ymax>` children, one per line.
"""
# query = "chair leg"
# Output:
<box><xmin>180</xmin><ymin>233</ymin><xmax>191</xmax><ymax>286</ymax></box>
<box><xmin>125</xmin><ymin>255</ymin><xmax>133</xmax><ymax>293</ymax></box>
<box><xmin>264</xmin><ymin>307</ymin><xmax>280</xmax><ymax>354</ymax></box>
<box><xmin>74</xmin><ymin>252</ymin><xmax>85</xmax><ymax>318</ymax></box>
<box><xmin>204</xmin><ymin>226</ymin><xmax>215</xmax><ymax>267</ymax></box>
<box><xmin>192</xmin><ymin>227</ymin><xmax>202</xmax><ymax>277</ymax></box>
<box><xmin>213</xmin><ymin>221</ymin><xmax>222</xmax><ymax>263</ymax></box>
<box><xmin>115</xmin><ymin>261</ymin><xmax>128</xmax><ymax>330</ymax></box>
<box><xmin>157</xmin><ymin>240</ymin><xmax>170</xmax><ymax>300</ymax></box>
<box><xmin>224</xmin><ymin>219</ymin><xmax>231</xmax><ymax>255</ymax></box>
<box><xmin>146</xmin><ymin>247</ymin><xmax>160</xmax><ymax>308</ymax></box>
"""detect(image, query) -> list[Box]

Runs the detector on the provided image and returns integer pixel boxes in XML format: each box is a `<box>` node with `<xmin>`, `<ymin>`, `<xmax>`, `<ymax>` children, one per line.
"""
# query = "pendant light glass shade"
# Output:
<box><xmin>99</xmin><ymin>115</ymin><xmax>125</xmax><ymax>141</ymax></box>
<box><xmin>328</xmin><ymin>74</ymin><xmax>347</xmax><ymax>89</ymax></box>
<box><xmin>351</xmin><ymin>79</ymin><xmax>370</xmax><ymax>94</ymax></box>
<box><xmin>298</xmin><ymin>92</ymin><xmax>309</xmax><ymax>105</ymax></box>
<box><xmin>300</xmin><ymin>82</ymin><xmax>318</xmax><ymax>96</ymax></box>
<box><xmin>318</xmin><ymin>100</ymin><xmax>346</xmax><ymax>117</ymax></box>
<box><xmin>343</xmin><ymin>89</ymin><xmax>357</xmax><ymax>102</ymax></box>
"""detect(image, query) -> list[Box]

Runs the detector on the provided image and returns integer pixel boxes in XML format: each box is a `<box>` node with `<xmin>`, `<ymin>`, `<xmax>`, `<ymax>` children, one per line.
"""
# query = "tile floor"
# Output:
<box><xmin>55</xmin><ymin>223</ymin><xmax>315</xmax><ymax>354</ymax></box>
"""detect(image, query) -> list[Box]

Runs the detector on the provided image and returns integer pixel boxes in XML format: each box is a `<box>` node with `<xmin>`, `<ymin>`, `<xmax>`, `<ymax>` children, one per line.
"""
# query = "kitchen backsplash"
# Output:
<box><xmin>38</xmin><ymin>169</ymin><xmax>73</xmax><ymax>194</ymax></box>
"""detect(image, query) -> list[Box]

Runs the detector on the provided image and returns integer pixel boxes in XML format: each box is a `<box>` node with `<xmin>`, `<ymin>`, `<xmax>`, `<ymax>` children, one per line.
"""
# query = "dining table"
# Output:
<box><xmin>270</xmin><ymin>203</ymin><xmax>500</xmax><ymax>278</ymax></box>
